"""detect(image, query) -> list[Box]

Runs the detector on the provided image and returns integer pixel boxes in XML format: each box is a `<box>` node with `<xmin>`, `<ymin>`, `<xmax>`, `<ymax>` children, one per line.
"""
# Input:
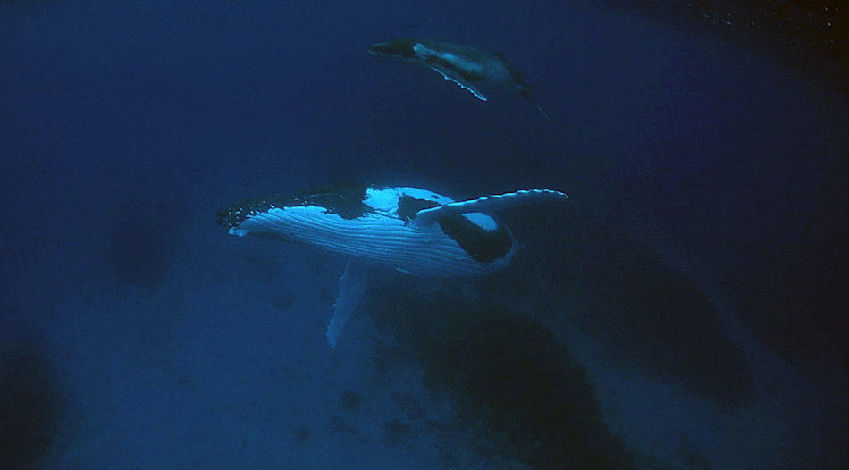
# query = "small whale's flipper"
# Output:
<box><xmin>428</xmin><ymin>65</ymin><xmax>487</xmax><ymax>101</ymax></box>
<box><xmin>414</xmin><ymin>189</ymin><xmax>568</xmax><ymax>226</ymax></box>
<box><xmin>326</xmin><ymin>260</ymin><xmax>368</xmax><ymax>348</ymax></box>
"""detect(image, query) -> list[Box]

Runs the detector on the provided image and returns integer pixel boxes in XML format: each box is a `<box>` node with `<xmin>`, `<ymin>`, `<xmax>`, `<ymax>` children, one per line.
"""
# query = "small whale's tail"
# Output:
<box><xmin>518</xmin><ymin>85</ymin><xmax>551</xmax><ymax>122</ymax></box>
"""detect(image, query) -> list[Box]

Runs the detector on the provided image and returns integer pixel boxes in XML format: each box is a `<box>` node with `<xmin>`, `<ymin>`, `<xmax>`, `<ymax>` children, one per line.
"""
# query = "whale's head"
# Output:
<box><xmin>215</xmin><ymin>184</ymin><xmax>372</xmax><ymax>238</ymax></box>
<box><xmin>368</xmin><ymin>39</ymin><xmax>417</xmax><ymax>59</ymax></box>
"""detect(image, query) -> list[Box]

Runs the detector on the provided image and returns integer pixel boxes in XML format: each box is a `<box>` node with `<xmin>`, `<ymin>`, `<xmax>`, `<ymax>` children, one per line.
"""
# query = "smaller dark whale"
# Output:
<box><xmin>369</xmin><ymin>39</ymin><xmax>550</xmax><ymax>120</ymax></box>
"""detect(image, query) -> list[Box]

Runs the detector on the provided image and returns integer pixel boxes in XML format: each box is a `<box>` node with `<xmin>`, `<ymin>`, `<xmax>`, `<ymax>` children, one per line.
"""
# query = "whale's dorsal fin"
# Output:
<box><xmin>414</xmin><ymin>188</ymin><xmax>568</xmax><ymax>226</ymax></box>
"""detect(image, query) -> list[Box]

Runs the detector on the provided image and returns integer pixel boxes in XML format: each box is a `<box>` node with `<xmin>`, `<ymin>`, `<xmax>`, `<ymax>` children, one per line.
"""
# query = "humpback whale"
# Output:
<box><xmin>368</xmin><ymin>39</ymin><xmax>550</xmax><ymax>120</ymax></box>
<box><xmin>217</xmin><ymin>184</ymin><xmax>568</xmax><ymax>347</ymax></box>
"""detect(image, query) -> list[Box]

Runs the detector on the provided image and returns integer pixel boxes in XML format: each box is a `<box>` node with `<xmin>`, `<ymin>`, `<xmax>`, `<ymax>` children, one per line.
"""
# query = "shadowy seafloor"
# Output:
<box><xmin>0</xmin><ymin>340</ymin><xmax>64</xmax><ymax>470</ymax></box>
<box><xmin>504</xmin><ymin>204</ymin><xmax>756</xmax><ymax>408</ymax></box>
<box><xmin>105</xmin><ymin>195</ymin><xmax>180</xmax><ymax>291</ymax></box>
<box><xmin>368</xmin><ymin>278</ymin><xmax>635</xmax><ymax>470</ymax></box>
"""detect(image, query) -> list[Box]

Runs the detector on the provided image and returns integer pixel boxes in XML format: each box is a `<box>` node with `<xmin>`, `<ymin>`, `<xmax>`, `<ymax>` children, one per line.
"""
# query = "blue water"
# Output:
<box><xmin>2</xmin><ymin>1</ymin><xmax>847</xmax><ymax>469</ymax></box>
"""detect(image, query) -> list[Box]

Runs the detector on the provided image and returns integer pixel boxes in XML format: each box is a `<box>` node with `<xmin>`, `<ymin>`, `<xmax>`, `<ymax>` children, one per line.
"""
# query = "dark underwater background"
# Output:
<box><xmin>2</xmin><ymin>0</ymin><xmax>848</xmax><ymax>469</ymax></box>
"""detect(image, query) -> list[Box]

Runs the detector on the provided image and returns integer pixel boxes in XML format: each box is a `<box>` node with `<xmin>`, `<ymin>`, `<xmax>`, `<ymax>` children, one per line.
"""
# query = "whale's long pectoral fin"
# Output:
<box><xmin>414</xmin><ymin>188</ymin><xmax>568</xmax><ymax>226</ymax></box>
<box><xmin>428</xmin><ymin>65</ymin><xmax>488</xmax><ymax>101</ymax></box>
<box><xmin>326</xmin><ymin>260</ymin><xmax>368</xmax><ymax>348</ymax></box>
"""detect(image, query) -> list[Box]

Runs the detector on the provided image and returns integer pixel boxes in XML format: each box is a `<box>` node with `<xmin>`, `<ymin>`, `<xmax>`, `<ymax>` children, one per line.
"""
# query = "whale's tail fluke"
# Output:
<box><xmin>518</xmin><ymin>84</ymin><xmax>551</xmax><ymax>122</ymax></box>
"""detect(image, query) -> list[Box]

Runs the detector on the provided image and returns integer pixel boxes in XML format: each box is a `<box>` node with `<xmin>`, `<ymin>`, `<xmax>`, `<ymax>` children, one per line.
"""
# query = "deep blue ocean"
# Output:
<box><xmin>2</xmin><ymin>1</ymin><xmax>848</xmax><ymax>469</ymax></box>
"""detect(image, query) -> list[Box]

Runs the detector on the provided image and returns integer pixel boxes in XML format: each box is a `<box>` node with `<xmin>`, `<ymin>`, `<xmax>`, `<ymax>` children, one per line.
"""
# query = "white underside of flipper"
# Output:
<box><xmin>326</xmin><ymin>260</ymin><xmax>368</xmax><ymax>348</ymax></box>
<box><xmin>429</xmin><ymin>65</ymin><xmax>487</xmax><ymax>101</ymax></box>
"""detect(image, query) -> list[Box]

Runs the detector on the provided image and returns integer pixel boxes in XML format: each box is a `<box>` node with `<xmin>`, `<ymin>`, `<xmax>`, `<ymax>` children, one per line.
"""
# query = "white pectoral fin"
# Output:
<box><xmin>326</xmin><ymin>260</ymin><xmax>369</xmax><ymax>348</ymax></box>
<box><xmin>429</xmin><ymin>65</ymin><xmax>487</xmax><ymax>101</ymax></box>
<box><xmin>414</xmin><ymin>189</ymin><xmax>569</xmax><ymax>225</ymax></box>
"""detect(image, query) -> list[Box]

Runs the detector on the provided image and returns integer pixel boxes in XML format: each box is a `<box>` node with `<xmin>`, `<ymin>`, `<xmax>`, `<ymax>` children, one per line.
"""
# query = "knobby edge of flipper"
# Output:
<box><xmin>429</xmin><ymin>65</ymin><xmax>488</xmax><ymax>101</ymax></box>
<box><xmin>413</xmin><ymin>188</ymin><xmax>568</xmax><ymax>226</ymax></box>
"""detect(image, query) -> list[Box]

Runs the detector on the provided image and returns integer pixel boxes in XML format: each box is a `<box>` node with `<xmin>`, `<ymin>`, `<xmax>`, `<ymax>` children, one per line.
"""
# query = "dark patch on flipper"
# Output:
<box><xmin>397</xmin><ymin>195</ymin><xmax>439</xmax><ymax>222</ymax></box>
<box><xmin>438</xmin><ymin>214</ymin><xmax>513</xmax><ymax>263</ymax></box>
<box><xmin>216</xmin><ymin>183</ymin><xmax>372</xmax><ymax>229</ymax></box>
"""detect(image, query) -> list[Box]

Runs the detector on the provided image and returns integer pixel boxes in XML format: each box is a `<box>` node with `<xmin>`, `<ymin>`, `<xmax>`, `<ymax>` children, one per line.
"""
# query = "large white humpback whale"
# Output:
<box><xmin>216</xmin><ymin>184</ymin><xmax>567</xmax><ymax>347</ymax></box>
<box><xmin>368</xmin><ymin>39</ymin><xmax>550</xmax><ymax>120</ymax></box>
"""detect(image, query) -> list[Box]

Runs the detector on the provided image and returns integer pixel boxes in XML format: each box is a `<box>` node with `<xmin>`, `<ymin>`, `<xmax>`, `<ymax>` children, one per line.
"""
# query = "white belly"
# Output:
<box><xmin>235</xmin><ymin>206</ymin><xmax>510</xmax><ymax>276</ymax></box>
